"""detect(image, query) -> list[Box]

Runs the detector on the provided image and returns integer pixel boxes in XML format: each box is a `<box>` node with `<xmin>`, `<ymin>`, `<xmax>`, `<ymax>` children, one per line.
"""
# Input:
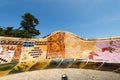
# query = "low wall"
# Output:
<box><xmin>0</xmin><ymin>30</ymin><xmax>120</xmax><ymax>76</ymax></box>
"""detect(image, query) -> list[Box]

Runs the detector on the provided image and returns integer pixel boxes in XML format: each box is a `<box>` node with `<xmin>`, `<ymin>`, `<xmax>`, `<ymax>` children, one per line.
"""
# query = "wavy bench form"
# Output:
<box><xmin>0</xmin><ymin>30</ymin><xmax>120</xmax><ymax>76</ymax></box>
<box><xmin>0</xmin><ymin>59</ymin><xmax>120</xmax><ymax>76</ymax></box>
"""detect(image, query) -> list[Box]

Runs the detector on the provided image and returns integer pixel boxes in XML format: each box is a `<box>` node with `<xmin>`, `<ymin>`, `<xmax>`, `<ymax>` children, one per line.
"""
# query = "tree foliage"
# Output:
<box><xmin>0</xmin><ymin>27</ymin><xmax>5</xmax><ymax>36</ymax></box>
<box><xmin>0</xmin><ymin>12</ymin><xmax>40</xmax><ymax>38</ymax></box>
<box><xmin>19</xmin><ymin>13</ymin><xmax>40</xmax><ymax>38</ymax></box>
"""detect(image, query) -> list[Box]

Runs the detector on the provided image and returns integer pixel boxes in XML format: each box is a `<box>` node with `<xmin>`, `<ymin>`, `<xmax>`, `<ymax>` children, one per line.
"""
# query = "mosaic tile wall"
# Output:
<box><xmin>0</xmin><ymin>38</ymin><xmax>48</xmax><ymax>63</ymax></box>
<box><xmin>0</xmin><ymin>31</ymin><xmax>119</xmax><ymax>76</ymax></box>
<box><xmin>64</xmin><ymin>32</ymin><xmax>120</xmax><ymax>63</ymax></box>
<box><xmin>47</xmin><ymin>32</ymin><xmax>65</xmax><ymax>59</ymax></box>
<box><xmin>0</xmin><ymin>59</ymin><xmax>119</xmax><ymax>76</ymax></box>
<box><xmin>0</xmin><ymin>31</ymin><xmax>120</xmax><ymax>63</ymax></box>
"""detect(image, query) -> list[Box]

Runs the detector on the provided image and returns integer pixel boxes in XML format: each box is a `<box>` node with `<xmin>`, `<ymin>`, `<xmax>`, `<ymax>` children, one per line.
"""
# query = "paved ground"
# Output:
<box><xmin>0</xmin><ymin>68</ymin><xmax>119</xmax><ymax>80</ymax></box>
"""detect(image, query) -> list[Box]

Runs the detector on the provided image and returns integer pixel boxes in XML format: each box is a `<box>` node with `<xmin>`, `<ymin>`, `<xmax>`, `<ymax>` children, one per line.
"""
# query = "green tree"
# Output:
<box><xmin>0</xmin><ymin>27</ymin><xmax>5</xmax><ymax>36</ymax></box>
<box><xmin>0</xmin><ymin>12</ymin><xmax>40</xmax><ymax>38</ymax></box>
<box><xmin>19</xmin><ymin>12</ymin><xmax>40</xmax><ymax>38</ymax></box>
<box><xmin>4</xmin><ymin>27</ymin><xmax>14</xmax><ymax>37</ymax></box>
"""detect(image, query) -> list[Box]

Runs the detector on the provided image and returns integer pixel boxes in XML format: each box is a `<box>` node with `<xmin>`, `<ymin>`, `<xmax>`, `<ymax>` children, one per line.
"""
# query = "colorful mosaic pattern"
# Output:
<box><xmin>0</xmin><ymin>58</ymin><xmax>119</xmax><ymax>77</ymax></box>
<box><xmin>0</xmin><ymin>31</ymin><xmax>119</xmax><ymax>76</ymax></box>
<box><xmin>47</xmin><ymin>32</ymin><xmax>65</xmax><ymax>59</ymax></box>
<box><xmin>65</xmin><ymin>32</ymin><xmax>120</xmax><ymax>62</ymax></box>
<box><xmin>0</xmin><ymin>62</ymin><xmax>18</xmax><ymax>76</ymax></box>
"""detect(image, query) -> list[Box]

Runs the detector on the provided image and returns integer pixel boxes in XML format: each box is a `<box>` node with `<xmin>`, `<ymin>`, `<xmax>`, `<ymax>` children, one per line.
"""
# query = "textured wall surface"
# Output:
<box><xmin>64</xmin><ymin>32</ymin><xmax>120</xmax><ymax>63</ymax></box>
<box><xmin>0</xmin><ymin>31</ymin><xmax>120</xmax><ymax>63</ymax></box>
<box><xmin>0</xmin><ymin>31</ymin><xmax>120</xmax><ymax>76</ymax></box>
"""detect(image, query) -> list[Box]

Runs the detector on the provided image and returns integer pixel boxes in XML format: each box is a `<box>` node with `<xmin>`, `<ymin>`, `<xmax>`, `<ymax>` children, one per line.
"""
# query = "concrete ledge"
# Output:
<box><xmin>0</xmin><ymin>69</ymin><xmax>119</xmax><ymax>80</ymax></box>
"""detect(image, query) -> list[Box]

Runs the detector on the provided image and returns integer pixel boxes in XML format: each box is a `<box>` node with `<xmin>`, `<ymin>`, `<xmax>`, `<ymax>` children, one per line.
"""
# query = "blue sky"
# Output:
<box><xmin>0</xmin><ymin>0</ymin><xmax>120</xmax><ymax>38</ymax></box>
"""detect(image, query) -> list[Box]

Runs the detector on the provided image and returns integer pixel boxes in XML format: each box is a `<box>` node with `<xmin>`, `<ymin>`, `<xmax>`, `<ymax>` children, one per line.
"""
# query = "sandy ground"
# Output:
<box><xmin>0</xmin><ymin>68</ymin><xmax>119</xmax><ymax>80</ymax></box>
